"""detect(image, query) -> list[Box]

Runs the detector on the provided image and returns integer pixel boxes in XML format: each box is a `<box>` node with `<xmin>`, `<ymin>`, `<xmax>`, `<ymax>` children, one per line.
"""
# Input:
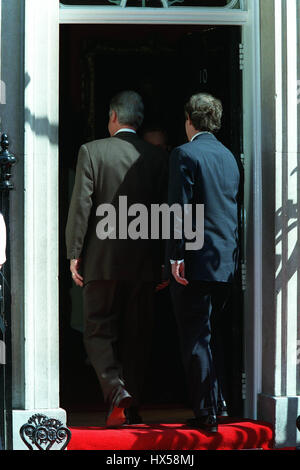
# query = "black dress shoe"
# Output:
<box><xmin>106</xmin><ymin>386</ymin><xmax>133</xmax><ymax>428</ymax></box>
<box><xmin>186</xmin><ymin>414</ymin><xmax>218</xmax><ymax>433</ymax></box>
<box><xmin>217</xmin><ymin>401</ymin><xmax>229</xmax><ymax>417</ymax></box>
<box><xmin>125</xmin><ymin>406</ymin><xmax>143</xmax><ymax>425</ymax></box>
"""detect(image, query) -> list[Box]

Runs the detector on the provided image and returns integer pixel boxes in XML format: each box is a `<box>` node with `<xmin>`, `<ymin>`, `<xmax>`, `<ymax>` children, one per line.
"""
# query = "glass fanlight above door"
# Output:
<box><xmin>60</xmin><ymin>0</ymin><xmax>245</xmax><ymax>9</ymax></box>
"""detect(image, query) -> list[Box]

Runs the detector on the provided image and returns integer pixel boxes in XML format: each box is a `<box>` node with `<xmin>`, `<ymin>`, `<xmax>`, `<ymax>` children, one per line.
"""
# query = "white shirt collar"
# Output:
<box><xmin>190</xmin><ymin>131</ymin><xmax>212</xmax><ymax>142</ymax></box>
<box><xmin>114</xmin><ymin>128</ymin><xmax>136</xmax><ymax>136</ymax></box>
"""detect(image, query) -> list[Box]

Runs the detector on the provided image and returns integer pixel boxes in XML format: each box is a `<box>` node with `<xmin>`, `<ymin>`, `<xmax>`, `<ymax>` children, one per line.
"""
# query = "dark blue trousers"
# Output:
<box><xmin>170</xmin><ymin>280</ymin><xmax>230</xmax><ymax>417</ymax></box>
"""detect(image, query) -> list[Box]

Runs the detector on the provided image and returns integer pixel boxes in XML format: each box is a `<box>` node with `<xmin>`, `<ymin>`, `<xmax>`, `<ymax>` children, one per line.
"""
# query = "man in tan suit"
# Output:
<box><xmin>66</xmin><ymin>91</ymin><xmax>167</xmax><ymax>427</ymax></box>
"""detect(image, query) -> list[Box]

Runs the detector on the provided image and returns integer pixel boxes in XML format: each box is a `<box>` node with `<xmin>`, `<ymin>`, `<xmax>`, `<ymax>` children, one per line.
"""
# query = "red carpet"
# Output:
<box><xmin>68</xmin><ymin>419</ymin><xmax>274</xmax><ymax>451</ymax></box>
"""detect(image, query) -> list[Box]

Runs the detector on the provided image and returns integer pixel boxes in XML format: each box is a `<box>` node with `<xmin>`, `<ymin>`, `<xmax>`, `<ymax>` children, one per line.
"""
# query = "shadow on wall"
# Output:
<box><xmin>274</xmin><ymin>161</ymin><xmax>300</xmax><ymax>422</ymax></box>
<box><xmin>24</xmin><ymin>73</ymin><xmax>59</xmax><ymax>144</ymax></box>
<box><xmin>275</xmin><ymin>196</ymin><xmax>299</xmax><ymax>290</ymax></box>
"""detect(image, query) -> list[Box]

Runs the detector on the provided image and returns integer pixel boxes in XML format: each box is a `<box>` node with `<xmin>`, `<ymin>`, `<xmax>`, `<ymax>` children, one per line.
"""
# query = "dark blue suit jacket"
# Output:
<box><xmin>167</xmin><ymin>133</ymin><xmax>240</xmax><ymax>283</ymax></box>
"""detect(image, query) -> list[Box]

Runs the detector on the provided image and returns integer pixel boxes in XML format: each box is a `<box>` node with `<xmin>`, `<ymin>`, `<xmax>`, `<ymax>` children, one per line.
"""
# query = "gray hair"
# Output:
<box><xmin>109</xmin><ymin>90</ymin><xmax>144</xmax><ymax>130</ymax></box>
<box><xmin>184</xmin><ymin>93</ymin><xmax>223</xmax><ymax>133</ymax></box>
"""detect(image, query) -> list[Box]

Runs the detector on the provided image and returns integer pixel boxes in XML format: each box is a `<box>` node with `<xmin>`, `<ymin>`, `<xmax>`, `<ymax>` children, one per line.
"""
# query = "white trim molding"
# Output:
<box><xmin>242</xmin><ymin>0</ymin><xmax>263</xmax><ymax>420</ymax></box>
<box><xmin>59</xmin><ymin>5</ymin><xmax>248</xmax><ymax>24</ymax></box>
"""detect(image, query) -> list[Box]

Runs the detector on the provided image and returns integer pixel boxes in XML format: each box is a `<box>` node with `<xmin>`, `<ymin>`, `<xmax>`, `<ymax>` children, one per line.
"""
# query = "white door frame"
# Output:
<box><xmin>22</xmin><ymin>0</ymin><xmax>262</xmax><ymax>429</ymax></box>
<box><xmin>59</xmin><ymin>0</ymin><xmax>262</xmax><ymax>419</ymax></box>
<box><xmin>241</xmin><ymin>0</ymin><xmax>262</xmax><ymax>419</ymax></box>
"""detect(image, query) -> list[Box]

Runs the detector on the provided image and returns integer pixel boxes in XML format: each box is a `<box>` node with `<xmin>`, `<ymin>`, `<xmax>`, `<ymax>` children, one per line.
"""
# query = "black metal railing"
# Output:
<box><xmin>296</xmin><ymin>416</ymin><xmax>300</xmax><ymax>450</ymax></box>
<box><xmin>0</xmin><ymin>133</ymin><xmax>16</xmax><ymax>450</ymax></box>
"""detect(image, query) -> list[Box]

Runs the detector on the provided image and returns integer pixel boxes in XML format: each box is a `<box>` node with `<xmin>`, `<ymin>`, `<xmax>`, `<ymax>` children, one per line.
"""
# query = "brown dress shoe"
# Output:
<box><xmin>106</xmin><ymin>387</ymin><xmax>133</xmax><ymax>428</ymax></box>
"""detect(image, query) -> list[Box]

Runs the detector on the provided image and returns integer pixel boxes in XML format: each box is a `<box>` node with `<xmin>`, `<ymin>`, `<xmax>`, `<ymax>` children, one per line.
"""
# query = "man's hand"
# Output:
<box><xmin>156</xmin><ymin>280</ymin><xmax>170</xmax><ymax>292</ymax></box>
<box><xmin>171</xmin><ymin>261</ymin><xmax>189</xmax><ymax>286</ymax></box>
<box><xmin>155</xmin><ymin>265</ymin><xmax>170</xmax><ymax>292</ymax></box>
<box><xmin>70</xmin><ymin>259</ymin><xmax>84</xmax><ymax>287</ymax></box>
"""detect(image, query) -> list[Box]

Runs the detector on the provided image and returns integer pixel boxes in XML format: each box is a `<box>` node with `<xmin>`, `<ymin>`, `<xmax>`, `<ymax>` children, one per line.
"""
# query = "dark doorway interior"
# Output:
<box><xmin>59</xmin><ymin>24</ymin><xmax>244</xmax><ymax>416</ymax></box>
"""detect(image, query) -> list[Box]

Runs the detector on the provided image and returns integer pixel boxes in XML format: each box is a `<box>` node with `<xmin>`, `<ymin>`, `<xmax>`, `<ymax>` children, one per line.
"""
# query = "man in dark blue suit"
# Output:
<box><xmin>167</xmin><ymin>93</ymin><xmax>240</xmax><ymax>432</ymax></box>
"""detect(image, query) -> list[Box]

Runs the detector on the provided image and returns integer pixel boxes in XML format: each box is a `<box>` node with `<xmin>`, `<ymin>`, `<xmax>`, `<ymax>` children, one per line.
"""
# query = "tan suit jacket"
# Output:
<box><xmin>66</xmin><ymin>131</ymin><xmax>168</xmax><ymax>284</ymax></box>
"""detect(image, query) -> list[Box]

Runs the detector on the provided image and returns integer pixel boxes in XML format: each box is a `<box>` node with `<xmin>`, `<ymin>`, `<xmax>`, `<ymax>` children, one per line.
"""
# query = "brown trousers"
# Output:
<box><xmin>83</xmin><ymin>280</ymin><xmax>155</xmax><ymax>404</ymax></box>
